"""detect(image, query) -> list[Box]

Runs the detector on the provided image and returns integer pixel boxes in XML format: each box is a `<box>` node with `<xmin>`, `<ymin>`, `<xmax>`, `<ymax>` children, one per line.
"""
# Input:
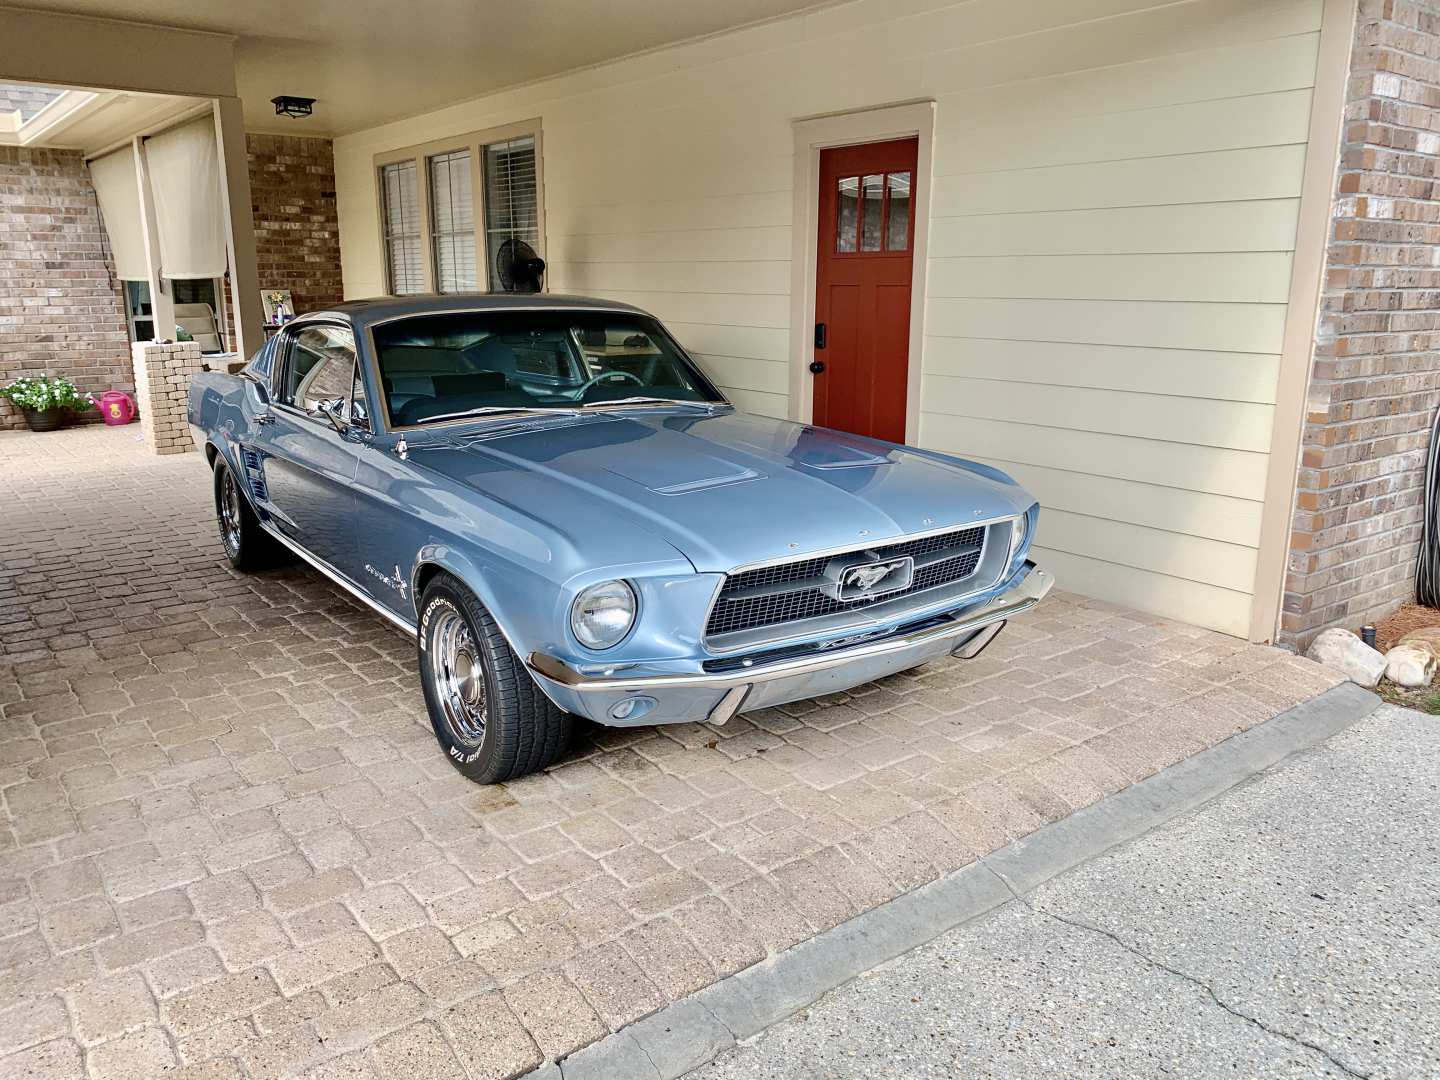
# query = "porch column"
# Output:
<box><xmin>213</xmin><ymin>96</ymin><xmax>263</xmax><ymax>359</ymax></box>
<box><xmin>132</xmin><ymin>135</ymin><xmax>175</xmax><ymax>341</ymax></box>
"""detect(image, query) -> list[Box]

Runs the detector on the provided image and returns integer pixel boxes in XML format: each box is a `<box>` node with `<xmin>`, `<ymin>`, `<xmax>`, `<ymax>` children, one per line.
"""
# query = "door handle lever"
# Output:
<box><xmin>255</xmin><ymin>411</ymin><xmax>276</xmax><ymax>426</ymax></box>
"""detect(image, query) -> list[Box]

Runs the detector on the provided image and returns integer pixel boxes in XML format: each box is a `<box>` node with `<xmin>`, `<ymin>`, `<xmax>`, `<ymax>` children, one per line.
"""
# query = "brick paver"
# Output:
<box><xmin>0</xmin><ymin>425</ymin><xmax>1346</xmax><ymax>1079</ymax></box>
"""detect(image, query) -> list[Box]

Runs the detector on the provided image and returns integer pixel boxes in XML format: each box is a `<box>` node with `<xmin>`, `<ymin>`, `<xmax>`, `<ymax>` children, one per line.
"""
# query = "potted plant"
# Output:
<box><xmin>0</xmin><ymin>376</ymin><xmax>95</xmax><ymax>432</ymax></box>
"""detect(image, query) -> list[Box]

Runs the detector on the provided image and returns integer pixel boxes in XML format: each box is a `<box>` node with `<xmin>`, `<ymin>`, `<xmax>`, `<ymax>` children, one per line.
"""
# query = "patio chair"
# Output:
<box><xmin>174</xmin><ymin>303</ymin><xmax>224</xmax><ymax>354</ymax></box>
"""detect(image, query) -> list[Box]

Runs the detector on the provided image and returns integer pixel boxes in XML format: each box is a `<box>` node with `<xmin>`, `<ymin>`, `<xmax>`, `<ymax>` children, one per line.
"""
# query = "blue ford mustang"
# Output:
<box><xmin>189</xmin><ymin>295</ymin><xmax>1051</xmax><ymax>782</ymax></box>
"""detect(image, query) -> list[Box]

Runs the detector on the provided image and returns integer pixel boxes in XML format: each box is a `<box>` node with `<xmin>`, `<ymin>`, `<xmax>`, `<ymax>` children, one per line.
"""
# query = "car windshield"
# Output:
<box><xmin>371</xmin><ymin>310</ymin><xmax>725</xmax><ymax>427</ymax></box>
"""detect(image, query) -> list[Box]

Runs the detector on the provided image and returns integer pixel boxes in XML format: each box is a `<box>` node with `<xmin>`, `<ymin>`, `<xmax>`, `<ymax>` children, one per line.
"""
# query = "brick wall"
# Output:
<box><xmin>0</xmin><ymin>147</ymin><xmax>132</xmax><ymax>431</ymax></box>
<box><xmin>248</xmin><ymin>133</ymin><xmax>343</xmax><ymax>315</ymax></box>
<box><xmin>1281</xmin><ymin>0</ymin><xmax>1440</xmax><ymax>647</ymax></box>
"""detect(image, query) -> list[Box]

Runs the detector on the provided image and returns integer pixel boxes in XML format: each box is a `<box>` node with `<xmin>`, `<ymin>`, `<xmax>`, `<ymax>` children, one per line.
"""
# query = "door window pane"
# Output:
<box><xmin>886</xmin><ymin>172</ymin><xmax>911</xmax><ymax>251</ymax></box>
<box><xmin>861</xmin><ymin>174</ymin><xmax>884</xmax><ymax>251</ymax></box>
<box><xmin>483</xmin><ymin>135</ymin><xmax>541</xmax><ymax>291</ymax></box>
<box><xmin>124</xmin><ymin>280</ymin><xmax>153</xmax><ymax>343</ymax></box>
<box><xmin>835</xmin><ymin>176</ymin><xmax>858</xmax><ymax>253</ymax></box>
<box><xmin>281</xmin><ymin>326</ymin><xmax>357</xmax><ymax>413</ymax></box>
<box><xmin>428</xmin><ymin>150</ymin><xmax>476</xmax><ymax>293</ymax></box>
<box><xmin>380</xmin><ymin>161</ymin><xmax>423</xmax><ymax>295</ymax></box>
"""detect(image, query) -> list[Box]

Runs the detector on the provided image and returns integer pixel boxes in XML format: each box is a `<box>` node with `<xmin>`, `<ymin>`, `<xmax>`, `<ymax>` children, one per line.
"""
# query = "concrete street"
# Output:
<box><xmin>687</xmin><ymin>704</ymin><xmax>1439</xmax><ymax>1080</ymax></box>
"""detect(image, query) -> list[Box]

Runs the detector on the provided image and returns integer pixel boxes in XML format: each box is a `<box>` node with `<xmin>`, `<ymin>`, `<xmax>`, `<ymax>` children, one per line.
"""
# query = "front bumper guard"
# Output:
<box><xmin>528</xmin><ymin>562</ymin><xmax>1053</xmax><ymax>722</ymax></box>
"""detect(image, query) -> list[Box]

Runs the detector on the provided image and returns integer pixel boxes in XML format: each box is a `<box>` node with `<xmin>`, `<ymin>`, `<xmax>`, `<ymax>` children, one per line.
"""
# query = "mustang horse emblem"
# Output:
<box><xmin>836</xmin><ymin>556</ymin><xmax>914</xmax><ymax>601</ymax></box>
<box><xmin>847</xmin><ymin>563</ymin><xmax>899</xmax><ymax>592</ymax></box>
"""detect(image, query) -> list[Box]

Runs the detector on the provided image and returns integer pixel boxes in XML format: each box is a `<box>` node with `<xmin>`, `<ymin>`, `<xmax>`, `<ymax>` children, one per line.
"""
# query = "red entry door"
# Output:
<box><xmin>812</xmin><ymin>137</ymin><xmax>918</xmax><ymax>443</ymax></box>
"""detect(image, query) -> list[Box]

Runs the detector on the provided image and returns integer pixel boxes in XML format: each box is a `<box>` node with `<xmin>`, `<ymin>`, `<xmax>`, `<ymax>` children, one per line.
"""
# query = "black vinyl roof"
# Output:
<box><xmin>296</xmin><ymin>293</ymin><xmax>651</xmax><ymax>330</ymax></box>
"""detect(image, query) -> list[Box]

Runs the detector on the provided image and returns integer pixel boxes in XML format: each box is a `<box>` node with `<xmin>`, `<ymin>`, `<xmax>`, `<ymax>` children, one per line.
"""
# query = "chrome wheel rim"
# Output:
<box><xmin>219</xmin><ymin>470</ymin><xmax>242</xmax><ymax>559</ymax></box>
<box><xmin>429</xmin><ymin>607</ymin><xmax>487</xmax><ymax>748</ymax></box>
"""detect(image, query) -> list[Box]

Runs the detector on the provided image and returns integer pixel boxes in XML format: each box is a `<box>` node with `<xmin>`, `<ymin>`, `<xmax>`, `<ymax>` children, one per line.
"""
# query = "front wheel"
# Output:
<box><xmin>418</xmin><ymin>572</ymin><xmax>571</xmax><ymax>783</ymax></box>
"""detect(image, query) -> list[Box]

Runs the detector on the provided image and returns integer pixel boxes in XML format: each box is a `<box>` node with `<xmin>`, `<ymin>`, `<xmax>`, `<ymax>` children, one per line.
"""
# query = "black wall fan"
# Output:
<box><xmin>495</xmin><ymin>238</ymin><xmax>546</xmax><ymax>293</ymax></box>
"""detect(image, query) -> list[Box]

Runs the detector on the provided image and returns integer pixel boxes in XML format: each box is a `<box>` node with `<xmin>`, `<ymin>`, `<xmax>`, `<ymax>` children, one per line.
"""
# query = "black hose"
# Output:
<box><xmin>1418</xmin><ymin>402</ymin><xmax>1440</xmax><ymax>606</ymax></box>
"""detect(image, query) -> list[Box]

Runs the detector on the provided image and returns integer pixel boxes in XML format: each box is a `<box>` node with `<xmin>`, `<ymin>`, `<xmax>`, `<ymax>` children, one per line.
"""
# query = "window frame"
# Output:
<box><xmin>373</xmin><ymin>119</ymin><xmax>545</xmax><ymax>297</ymax></box>
<box><xmin>273</xmin><ymin>321</ymin><xmax>365</xmax><ymax>429</ymax></box>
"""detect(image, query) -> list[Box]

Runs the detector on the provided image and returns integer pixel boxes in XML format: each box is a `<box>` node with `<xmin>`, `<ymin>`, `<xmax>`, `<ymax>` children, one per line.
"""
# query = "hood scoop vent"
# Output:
<box><xmin>730</xmin><ymin>432</ymin><xmax>892</xmax><ymax>471</ymax></box>
<box><xmin>602</xmin><ymin>451</ymin><xmax>759</xmax><ymax>496</ymax></box>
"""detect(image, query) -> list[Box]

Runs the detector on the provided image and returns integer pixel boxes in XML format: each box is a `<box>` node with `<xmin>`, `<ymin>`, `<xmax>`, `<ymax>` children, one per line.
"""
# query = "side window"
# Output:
<box><xmin>281</xmin><ymin>326</ymin><xmax>358</xmax><ymax>415</ymax></box>
<box><xmin>349</xmin><ymin>363</ymin><xmax>369</xmax><ymax>426</ymax></box>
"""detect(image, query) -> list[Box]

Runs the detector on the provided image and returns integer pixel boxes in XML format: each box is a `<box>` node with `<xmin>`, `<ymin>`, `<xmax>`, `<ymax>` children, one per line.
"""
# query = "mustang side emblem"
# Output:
<box><xmin>365</xmin><ymin>563</ymin><xmax>409</xmax><ymax>599</ymax></box>
<box><xmin>823</xmin><ymin>554</ymin><xmax>916</xmax><ymax>602</ymax></box>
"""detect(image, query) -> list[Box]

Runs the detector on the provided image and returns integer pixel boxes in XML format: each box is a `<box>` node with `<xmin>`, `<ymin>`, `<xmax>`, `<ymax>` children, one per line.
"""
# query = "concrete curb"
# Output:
<box><xmin>531</xmin><ymin>681</ymin><xmax>1380</xmax><ymax>1080</ymax></box>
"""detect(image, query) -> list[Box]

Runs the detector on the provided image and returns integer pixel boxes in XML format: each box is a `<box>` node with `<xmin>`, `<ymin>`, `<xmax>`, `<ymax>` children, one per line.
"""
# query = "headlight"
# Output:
<box><xmin>1010</xmin><ymin>512</ymin><xmax>1029</xmax><ymax>562</ymax></box>
<box><xmin>571</xmin><ymin>580</ymin><xmax>637</xmax><ymax>650</ymax></box>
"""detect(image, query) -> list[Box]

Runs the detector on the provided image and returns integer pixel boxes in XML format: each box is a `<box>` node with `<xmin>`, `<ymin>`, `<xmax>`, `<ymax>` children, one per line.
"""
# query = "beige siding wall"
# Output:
<box><xmin>333</xmin><ymin>0</ymin><xmax>1327</xmax><ymax>636</ymax></box>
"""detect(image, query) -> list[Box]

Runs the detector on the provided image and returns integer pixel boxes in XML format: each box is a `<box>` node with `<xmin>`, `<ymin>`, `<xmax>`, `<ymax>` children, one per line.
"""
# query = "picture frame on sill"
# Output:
<box><xmin>262</xmin><ymin>289</ymin><xmax>294</xmax><ymax>326</ymax></box>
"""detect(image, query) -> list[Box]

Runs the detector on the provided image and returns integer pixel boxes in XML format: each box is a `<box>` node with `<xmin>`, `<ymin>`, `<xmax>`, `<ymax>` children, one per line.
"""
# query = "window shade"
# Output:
<box><xmin>483</xmin><ymin>135</ymin><xmax>539</xmax><ymax>291</ymax></box>
<box><xmin>428</xmin><ymin>150</ymin><xmax>476</xmax><ymax>293</ymax></box>
<box><xmin>88</xmin><ymin>146</ymin><xmax>148</xmax><ymax>281</ymax></box>
<box><xmin>144</xmin><ymin>116</ymin><xmax>228</xmax><ymax>280</ymax></box>
<box><xmin>380</xmin><ymin>160</ymin><xmax>424</xmax><ymax>295</ymax></box>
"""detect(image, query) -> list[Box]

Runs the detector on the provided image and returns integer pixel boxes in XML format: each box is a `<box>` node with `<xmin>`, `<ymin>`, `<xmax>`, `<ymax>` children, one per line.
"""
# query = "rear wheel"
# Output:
<box><xmin>213</xmin><ymin>458</ymin><xmax>281</xmax><ymax>572</ymax></box>
<box><xmin>418</xmin><ymin>572</ymin><xmax>571</xmax><ymax>783</ymax></box>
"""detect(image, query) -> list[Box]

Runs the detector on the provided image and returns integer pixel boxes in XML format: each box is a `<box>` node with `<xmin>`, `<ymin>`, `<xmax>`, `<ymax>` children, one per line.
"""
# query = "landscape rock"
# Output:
<box><xmin>1384</xmin><ymin>645</ymin><xmax>1436</xmax><ymax>689</ymax></box>
<box><xmin>1305</xmin><ymin>628</ymin><xmax>1386</xmax><ymax>689</ymax></box>
<box><xmin>1396</xmin><ymin>626</ymin><xmax>1440</xmax><ymax>661</ymax></box>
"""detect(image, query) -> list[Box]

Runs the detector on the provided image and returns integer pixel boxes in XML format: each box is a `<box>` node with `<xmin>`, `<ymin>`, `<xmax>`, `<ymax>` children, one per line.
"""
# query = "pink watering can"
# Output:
<box><xmin>96</xmin><ymin>390</ymin><xmax>136</xmax><ymax>426</ymax></box>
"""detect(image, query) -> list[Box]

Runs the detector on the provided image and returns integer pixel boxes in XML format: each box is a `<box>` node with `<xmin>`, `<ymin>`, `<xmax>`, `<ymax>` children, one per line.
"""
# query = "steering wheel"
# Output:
<box><xmin>575</xmin><ymin>370</ymin><xmax>644</xmax><ymax>397</ymax></box>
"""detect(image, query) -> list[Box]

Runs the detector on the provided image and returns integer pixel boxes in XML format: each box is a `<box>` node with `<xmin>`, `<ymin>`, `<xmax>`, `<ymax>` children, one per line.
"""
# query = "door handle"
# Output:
<box><xmin>255</xmin><ymin>411</ymin><xmax>276</xmax><ymax>426</ymax></box>
<box><xmin>809</xmin><ymin>360</ymin><xmax>826</xmax><ymax>375</ymax></box>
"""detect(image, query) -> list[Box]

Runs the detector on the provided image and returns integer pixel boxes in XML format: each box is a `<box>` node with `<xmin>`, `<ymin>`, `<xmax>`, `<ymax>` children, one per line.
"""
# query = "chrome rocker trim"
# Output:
<box><xmin>529</xmin><ymin>562</ymin><xmax>1053</xmax><ymax>695</ymax></box>
<box><xmin>257</xmin><ymin>520</ymin><xmax>420</xmax><ymax>637</ymax></box>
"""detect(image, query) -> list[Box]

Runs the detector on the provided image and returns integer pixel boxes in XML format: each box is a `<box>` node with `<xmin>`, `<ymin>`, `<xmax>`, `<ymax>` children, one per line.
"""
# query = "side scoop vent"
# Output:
<box><xmin>240</xmin><ymin>447</ymin><xmax>269</xmax><ymax>502</ymax></box>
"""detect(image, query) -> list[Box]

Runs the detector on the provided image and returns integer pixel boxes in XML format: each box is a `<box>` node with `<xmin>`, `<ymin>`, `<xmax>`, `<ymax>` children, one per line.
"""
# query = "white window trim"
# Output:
<box><xmin>373</xmin><ymin>118</ymin><xmax>545</xmax><ymax>296</ymax></box>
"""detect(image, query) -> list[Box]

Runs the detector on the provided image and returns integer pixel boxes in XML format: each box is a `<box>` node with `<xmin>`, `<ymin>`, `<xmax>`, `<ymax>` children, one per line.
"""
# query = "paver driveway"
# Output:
<box><xmin>0</xmin><ymin>425</ymin><xmax>1344</xmax><ymax>1079</ymax></box>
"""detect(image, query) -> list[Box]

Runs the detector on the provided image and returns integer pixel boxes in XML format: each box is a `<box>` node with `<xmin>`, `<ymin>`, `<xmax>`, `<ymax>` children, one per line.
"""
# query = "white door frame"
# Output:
<box><xmin>788</xmin><ymin>100</ymin><xmax>936</xmax><ymax>445</ymax></box>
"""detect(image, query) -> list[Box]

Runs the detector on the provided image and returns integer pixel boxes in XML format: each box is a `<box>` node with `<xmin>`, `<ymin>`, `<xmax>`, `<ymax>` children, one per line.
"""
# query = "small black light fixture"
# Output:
<box><xmin>271</xmin><ymin>95</ymin><xmax>315</xmax><ymax>119</ymax></box>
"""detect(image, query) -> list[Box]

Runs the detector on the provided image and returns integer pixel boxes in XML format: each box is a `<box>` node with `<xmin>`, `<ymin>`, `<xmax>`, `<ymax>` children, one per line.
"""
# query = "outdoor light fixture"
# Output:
<box><xmin>271</xmin><ymin>96</ymin><xmax>315</xmax><ymax>119</ymax></box>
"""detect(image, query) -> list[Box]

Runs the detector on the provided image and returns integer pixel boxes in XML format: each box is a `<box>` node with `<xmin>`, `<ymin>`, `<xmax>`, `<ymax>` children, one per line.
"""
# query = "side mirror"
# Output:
<box><xmin>315</xmin><ymin>398</ymin><xmax>349</xmax><ymax>434</ymax></box>
<box><xmin>249</xmin><ymin>377</ymin><xmax>272</xmax><ymax>407</ymax></box>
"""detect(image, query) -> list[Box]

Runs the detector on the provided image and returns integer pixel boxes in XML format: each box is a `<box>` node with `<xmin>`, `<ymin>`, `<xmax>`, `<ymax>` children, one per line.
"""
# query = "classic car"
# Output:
<box><xmin>189</xmin><ymin>295</ymin><xmax>1052</xmax><ymax>783</ymax></box>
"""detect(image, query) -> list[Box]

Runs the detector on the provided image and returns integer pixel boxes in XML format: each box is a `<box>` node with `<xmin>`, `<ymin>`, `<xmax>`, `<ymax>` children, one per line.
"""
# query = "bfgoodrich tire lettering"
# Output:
<box><xmin>418</xmin><ymin>572</ymin><xmax>571</xmax><ymax>783</ymax></box>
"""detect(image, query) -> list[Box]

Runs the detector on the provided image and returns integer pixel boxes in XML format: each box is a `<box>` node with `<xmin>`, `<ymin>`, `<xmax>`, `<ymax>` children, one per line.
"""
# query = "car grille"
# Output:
<box><xmin>705</xmin><ymin>525</ymin><xmax>988</xmax><ymax>639</ymax></box>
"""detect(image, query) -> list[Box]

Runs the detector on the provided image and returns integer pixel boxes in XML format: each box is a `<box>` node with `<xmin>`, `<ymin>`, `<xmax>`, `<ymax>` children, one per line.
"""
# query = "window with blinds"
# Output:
<box><xmin>380</xmin><ymin>161</ymin><xmax>424</xmax><ymax>295</ymax></box>
<box><xmin>376</xmin><ymin>124</ymin><xmax>543</xmax><ymax>296</ymax></box>
<box><xmin>427</xmin><ymin>150</ymin><xmax>476</xmax><ymax>293</ymax></box>
<box><xmin>483</xmin><ymin>135</ymin><xmax>539</xmax><ymax>292</ymax></box>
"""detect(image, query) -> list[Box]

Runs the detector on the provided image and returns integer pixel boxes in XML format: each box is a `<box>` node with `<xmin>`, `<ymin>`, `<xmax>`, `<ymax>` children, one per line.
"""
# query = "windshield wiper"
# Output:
<box><xmin>415</xmin><ymin>405</ymin><xmax>581</xmax><ymax>425</ymax></box>
<box><xmin>582</xmin><ymin>397</ymin><xmax>722</xmax><ymax>411</ymax></box>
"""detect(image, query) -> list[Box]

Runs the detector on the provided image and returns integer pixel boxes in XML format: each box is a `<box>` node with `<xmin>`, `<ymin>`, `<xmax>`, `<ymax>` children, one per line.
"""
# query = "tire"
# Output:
<box><xmin>213</xmin><ymin>458</ymin><xmax>282</xmax><ymax>572</ymax></box>
<box><xmin>418</xmin><ymin>572</ymin><xmax>572</xmax><ymax>784</ymax></box>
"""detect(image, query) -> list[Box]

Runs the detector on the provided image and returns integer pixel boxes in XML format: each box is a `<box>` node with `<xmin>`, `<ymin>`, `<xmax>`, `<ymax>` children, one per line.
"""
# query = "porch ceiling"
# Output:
<box><xmin>0</xmin><ymin>0</ymin><xmax>838</xmax><ymax>135</ymax></box>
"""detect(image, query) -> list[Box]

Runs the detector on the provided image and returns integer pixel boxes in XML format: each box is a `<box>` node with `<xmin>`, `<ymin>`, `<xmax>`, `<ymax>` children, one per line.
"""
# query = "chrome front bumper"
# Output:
<box><xmin>528</xmin><ymin>562</ymin><xmax>1054</xmax><ymax>726</ymax></box>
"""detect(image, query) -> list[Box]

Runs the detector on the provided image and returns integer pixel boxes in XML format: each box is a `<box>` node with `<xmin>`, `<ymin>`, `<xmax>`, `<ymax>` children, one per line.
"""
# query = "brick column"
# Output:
<box><xmin>1281</xmin><ymin>0</ymin><xmax>1440</xmax><ymax>649</ymax></box>
<box><xmin>131</xmin><ymin>341</ymin><xmax>202</xmax><ymax>455</ymax></box>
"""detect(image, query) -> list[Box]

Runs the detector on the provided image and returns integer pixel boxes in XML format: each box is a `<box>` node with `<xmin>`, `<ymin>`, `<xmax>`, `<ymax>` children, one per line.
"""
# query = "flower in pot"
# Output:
<box><xmin>0</xmin><ymin>376</ymin><xmax>96</xmax><ymax>432</ymax></box>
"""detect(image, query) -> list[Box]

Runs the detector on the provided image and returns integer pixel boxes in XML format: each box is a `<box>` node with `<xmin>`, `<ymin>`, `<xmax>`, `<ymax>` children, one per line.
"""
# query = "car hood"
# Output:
<box><xmin>405</xmin><ymin>411</ymin><xmax>1032</xmax><ymax>574</ymax></box>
